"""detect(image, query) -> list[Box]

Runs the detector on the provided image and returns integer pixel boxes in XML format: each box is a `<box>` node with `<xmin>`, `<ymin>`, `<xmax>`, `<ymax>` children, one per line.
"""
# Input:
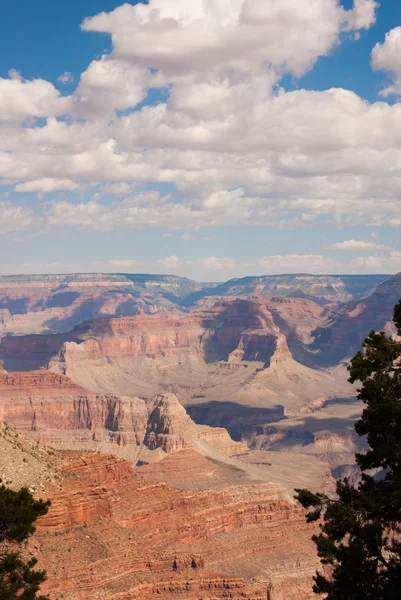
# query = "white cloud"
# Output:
<box><xmin>58</xmin><ymin>72</ymin><xmax>74</xmax><ymax>85</ymax></box>
<box><xmin>181</xmin><ymin>233</ymin><xmax>216</xmax><ymax>241</ymax></box>
<box><xmin>0</xmin><ymin>72</ymin><xmax>72</xmax><ymax>123</ymax></box>
<box><xmin>329</xmin><ymin>239</ymin><xmax>388</xmax><ymax>251</ymax></box>
<box><xmin>372</xmin><ymin>27</ymin><xmax>401</xmax><ymax>96</ymax></box>
<box><xmin>0</xmin><ymin>0</ymin><xmax>394</xmax><ymax>240</ymax></box>
<box><xmin>155</xmin><ymin>255</ymin><xmax>183</xmax><ymax>270</ymax></box>
<box><xmin>7</xmin><ymin>250</ymin><xmax>401</xmax><ymax>278</ymax></box>
<box><xmin>197</xmin><ymin>256</ymin><xmax>240</xmax><ymax>270</ymax></box>
<box><xmin>15</xmin><ymin>178</ymin><xmax>79</xmax><ymax>194</ymax></box>
<box><xmin>82</xmin><ymin>0</ymin><xmax>376</xmax><ymax>80</ymax></box>
<box><xmin>344</xmin><ymin>0</ymin><xmax>378</xmax><ymax>31</ymax></box>
<box><xmin>349</xmin><ymin>251</ymin><xmax>401</xmax><ymax>273</ymax></box>
<box><xmin>74</xmin><ymin>57</ymin><xmax>165</xmax><ymax>118</ymax></box>
<box><xmin>102</xmin><ymin>259</ymin><xmax>139</xmax><ymax>271</ymax></box>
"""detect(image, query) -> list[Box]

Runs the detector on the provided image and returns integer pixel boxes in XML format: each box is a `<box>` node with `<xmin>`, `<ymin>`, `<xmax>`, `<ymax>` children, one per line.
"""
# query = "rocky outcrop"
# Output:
<box><xmin>0</xmin><ymin>369</ymin><xmax>83</xmax><ymax>390</ymax></box>
<box><xmin>29</xmin><ymin>451</ymin><xmax>320</xmax><ymax>600</ymax></box>
<box><xmin>0</xmin><ymin>372</ymin><xmax>246</xmax><ymax>463</ymax></box>
<box><xmin>0</xmin><ymin>293</ymin><xmax>358</xmax><ymax>373</ymax></box>
<box><xmin>0</xmin><ymin>421</ymin><xmax>60</xmax><ymax>492</ymax></box>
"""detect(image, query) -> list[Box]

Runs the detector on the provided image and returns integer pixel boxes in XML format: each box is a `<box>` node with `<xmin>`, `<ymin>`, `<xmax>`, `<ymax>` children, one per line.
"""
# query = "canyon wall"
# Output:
<box><xmin>0</xmin><ymin>370</ymin><xmax>247</xmax><ymax>464</ymax></box>
<box><xmin>0</xmin><ymin>298</ymin><xmax>352</xmax><ymax>407</ymax></box>
<box><xmin>29</xmin><ymin>451</ymin><xmax>320</xmax><ymax>600</ymax></box>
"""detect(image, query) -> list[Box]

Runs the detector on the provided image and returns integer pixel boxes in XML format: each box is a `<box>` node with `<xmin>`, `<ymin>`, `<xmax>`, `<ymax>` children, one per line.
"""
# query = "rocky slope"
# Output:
<box><xmin>0</xmin><ymin>369</ymin><xmax>335</xmax><ymax>494</ymax></box>
<box><xmin>28</xmin><ymin>450</ymin><xmax>321</xmax><ymax>600</ymax></box>
<box><xmin>0</xmin><ymin>420</ymin><xmax>61</xmax><ymax>492</ymax></box>
<box><xmin>0</xmin><ymin>423</ymin><xmax>321</xmax><ymax>600</ymax></box>
<box><xmin>1</xmin><ymin>278</ymin><xmax>399</xmax><ymax>486</ymax></box>
<box><xmin>0</xmin><ymin>298</ymin><xmax>351</xmax><ymax>403</ymax></box>
<box><xmin>0</xmin><ymin>273</ymin><xmax>195</xmax><ymax>336</ymax></box>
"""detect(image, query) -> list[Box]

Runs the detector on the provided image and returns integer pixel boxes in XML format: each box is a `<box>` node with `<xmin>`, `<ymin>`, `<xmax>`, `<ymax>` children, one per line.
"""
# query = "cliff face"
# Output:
<box><xmin>0</xmin><ymin>298</ymin><xmax>330</xmax><ymax>394</ymax></box>
<box><xmin>0</xmin><ymin>299</ymin><xmax>355</xmax><ymax>473</ymax></box>
<box><xmin>0</xmin><ymin>299</ymin><xmax>281</xmax><ymax>370</ymax></box>
<box><xmin>30</xmin><ymin>451</ymin><xmax>320</xmax><ymax>600</ymax></box>
<box><xmin>309</xmin><ymin>272</ymin><xmax>401</xmax><ymax>366</ymax></box>
<box><xmin>0</xmin><ymin>274</ymin><xmax>175</xmax><ymax>336</ymax></box>
<box><xmin>0</xmin><ymin>371</ymin><xmax>246</xmax><ymax>463</ymax></box>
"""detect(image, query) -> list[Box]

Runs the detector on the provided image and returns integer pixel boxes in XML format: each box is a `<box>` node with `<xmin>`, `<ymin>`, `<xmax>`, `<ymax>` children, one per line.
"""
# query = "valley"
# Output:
<box><xmin>0</xmin><ymin>270</ymin><xmax>399</xmax><ymax>599</ymax></box>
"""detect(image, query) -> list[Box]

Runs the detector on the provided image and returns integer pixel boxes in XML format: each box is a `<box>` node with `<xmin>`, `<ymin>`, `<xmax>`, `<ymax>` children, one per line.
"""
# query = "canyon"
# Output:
<box><xmin>0</xmin><ymin>272</ymin><xmax>389</xmax><ymax>336</ymax></box>
<box><xmin>2</xmin><ymin>273</ymin><xmax>401</xmax><ymax>478</ymax></box>
<box><xmin>1</xmin><ymin>270</ymin><xmax>400</xmax><ymax>599</ymax></box>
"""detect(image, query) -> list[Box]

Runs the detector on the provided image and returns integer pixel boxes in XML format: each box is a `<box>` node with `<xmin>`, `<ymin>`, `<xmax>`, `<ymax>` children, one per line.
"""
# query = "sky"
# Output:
<box><xmin>1</xmin><ymin>0</ymin><xmax>401</xmax><ymax>281</ymax></box>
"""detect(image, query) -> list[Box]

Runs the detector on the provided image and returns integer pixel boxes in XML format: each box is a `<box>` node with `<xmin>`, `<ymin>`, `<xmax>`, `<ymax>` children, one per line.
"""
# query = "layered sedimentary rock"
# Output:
<box><xmin>0</xmin><ymin>298</ymin><xmax>356</xmax><ymax>473</ymax></box>
<box><xmin>187</xmin><ymin>273</ymin><xmax>389</xmax><ymax>305</ymax></box>
<box><xmin>0</xmin><ymin>272</ymin><xmax>389</xmax><ymax>336</ymax></box>
<box><xmin>309</xmin><ymin>272</ymin><xmax>401</xmax><ymax>366</ymax></box>
<box><xmin>0</xmin><ymin>298</ymin><xmax>352</xmax><ymax>405</ymax></box>
<box><xmin>0</xmin><ymin>274</ymin><xmax>175</xmax><ymax>336</ymax></box>
<box><xmin>29</xmin><ymin>451</ymin><xmax>320</xmax><ymax>600</ymax></box>
<box><xmin>0</xmin><ymin>370</ymin><xmax>246</xmax><ymax>464</ymax></box>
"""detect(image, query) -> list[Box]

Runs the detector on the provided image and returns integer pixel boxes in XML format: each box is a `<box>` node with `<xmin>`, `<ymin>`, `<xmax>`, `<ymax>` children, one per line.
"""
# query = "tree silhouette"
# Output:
<box><xmin>0</xmin><ymin>483</ymin><xmax>50</xmax><ymax>600</ymax></box>
<box><xmin>296</xmin><ymin>299</ymin><xmax>401</xmax><ymax>599</ymax></box>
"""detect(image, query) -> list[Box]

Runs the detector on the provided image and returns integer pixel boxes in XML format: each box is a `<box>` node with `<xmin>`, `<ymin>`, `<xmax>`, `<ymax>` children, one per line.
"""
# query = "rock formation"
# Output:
<box><xmin>309</xmin><ymin>272</ymin><xmax>401</xmax><ymax>366</ymax></box>
<box><xmin>0</xmin><ymin>297</ymin><xmax>357</xmax><ymax>474</ymax></box>
<box><xmin>0</xmin><ymin>298</ymin><xmax>352</xmax><ymax>405</ymax></box>
<box><xmin>0</xmin><ymin>370</ymin><xmax>247</xmax><ymax>465</ymax></box>
<box><xmin>27</xmin><ymin>450</ymin><xmax>321</xmax><ymax>600</ymax></box>
<box><xmin>0</xmin><ymin>272</ymin><xmax>389</xmax><ymax>336</ymax></box>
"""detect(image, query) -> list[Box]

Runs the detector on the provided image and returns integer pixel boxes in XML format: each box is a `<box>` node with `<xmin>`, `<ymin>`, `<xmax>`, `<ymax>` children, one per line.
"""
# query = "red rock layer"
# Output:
<box><xmin>0</xmin><ymin>298</ymin><xmax>285</xmax><ymax>369</ymax></box>
<box><xmin>0</xmin><ymin>371</ymin><xmax>245</xmax><ymax>461</ymax></box>
<box><xmin>31</xmin><ymin>451</ymin><xmax>319</xmax><ymax>600</ymax></box>
<box><xmin>0</xmin><ymin>370</ymin><xmax>83</xmax><ymax>391</ymax></box>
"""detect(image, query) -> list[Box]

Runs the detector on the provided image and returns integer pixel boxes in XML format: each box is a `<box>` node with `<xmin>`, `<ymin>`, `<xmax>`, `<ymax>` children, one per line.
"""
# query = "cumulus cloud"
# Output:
<box><xmin>0</xmin><ymin>0</ymin><xmax>395</xmax><ymax>246</ymax></box>
<box><xmin>258</xmin><ymin>254</ymin><xmax>340</xmax><ymax>273</ymax></box>
<box><xmin>329</xmin><ymin>239</ymin><xmax>388</xmax><ymax>250</ymax></box>
<box><xmin>349</xmin><ymin>251</ymin><xmax>401</xmax><ymax>273</ymax></box>
<box><xmin>82</xmin><ymin>0</ymin><xmax>376</xmax><ymax>79</ymax></box>
<box><xmin>0</xmin><ymin>72</ymin><xmax>72</xmax><ymax>123</ymax></box>
<box><xmin>345</xmin><ymin>0</ymin><xmax>378</xmax><ymax>31</ymax></box>
<box><xmin>372</xmin><ymin>27</ymin><xmax>401</xmax><ymax>96</ymax></box>
<box><xmin>73</xmin><ymin>57</ymin><xmax>166</xmax><ymax>118</ymax></box>
<box><xmin>9</xmin><ymin>250</ymin><xmax>401</xmax><ymax>278</ymax></box>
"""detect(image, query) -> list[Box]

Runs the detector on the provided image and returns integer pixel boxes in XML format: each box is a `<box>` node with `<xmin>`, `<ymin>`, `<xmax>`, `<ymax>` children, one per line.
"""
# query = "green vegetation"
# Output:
<box><xmin>0</xmin><ymin>484</ymin><xmax>50</xmax><ymax>600</ymax></box>
<box><xmin>296</xmin><ymin>299</ymin><xmax>401</xmax><ymax>599</ymax></box>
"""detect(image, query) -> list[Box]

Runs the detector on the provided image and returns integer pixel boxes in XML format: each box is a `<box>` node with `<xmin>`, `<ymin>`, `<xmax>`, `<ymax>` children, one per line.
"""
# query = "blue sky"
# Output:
<box><xmin>1</xmin><ymin>0</ymin><xmax>401</xmax><ymax>280</ymax></box>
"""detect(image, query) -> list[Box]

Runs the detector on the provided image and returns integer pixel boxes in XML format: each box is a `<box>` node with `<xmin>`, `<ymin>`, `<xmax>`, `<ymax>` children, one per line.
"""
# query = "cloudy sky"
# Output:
<box><xmin>1</xmin><ymin>0</ymin><xmax>401</xmax><ymax>280</ymax></box>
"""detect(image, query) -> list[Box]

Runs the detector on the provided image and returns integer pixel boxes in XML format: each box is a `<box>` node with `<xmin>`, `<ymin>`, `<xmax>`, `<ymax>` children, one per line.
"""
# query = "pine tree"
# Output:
<box><xmin>295</xmin><ymin>299</ymin><xmax>401</xmax><ymax>599</ymax></box>
<box><xmin>0</xmin><ymin>483</ymin><xmax>50</xmax><ymax>600</ymax></box>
